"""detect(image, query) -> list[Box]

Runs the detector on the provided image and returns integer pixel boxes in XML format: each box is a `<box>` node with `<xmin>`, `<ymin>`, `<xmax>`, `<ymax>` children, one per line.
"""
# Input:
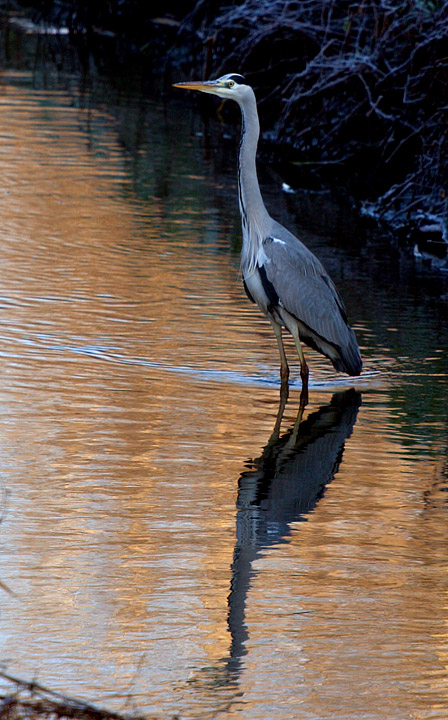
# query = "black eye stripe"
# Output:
<box><xmin>227</xmin><ymin>74</ymin><xmax>245</xmax><ymax>83</ymax></box>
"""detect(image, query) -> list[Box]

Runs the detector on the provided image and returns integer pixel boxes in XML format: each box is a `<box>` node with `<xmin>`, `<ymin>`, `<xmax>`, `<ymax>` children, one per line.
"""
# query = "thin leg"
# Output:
<box><xmin>270</xmin><ymin>383</ymin><xmax>289</xmax><ymax>443</ymax></box>
<box><xmin>290</xmin><ymin>401</ymin><xmax>306</xmax><ymax>442</ymax></box>
<box><xmin>299</xmin><ymin>384</ymin><xmax>309</xmax><ymax>410</ymax></box>
<box><xmin>269</xmin><ymin>319</ymin><xmax>289</xmax><ymax>385</ymax></box>
<box><xmin>291</xmin><ymin>326</ymin><xmax>309</xmax><ymax>405</ymax></box>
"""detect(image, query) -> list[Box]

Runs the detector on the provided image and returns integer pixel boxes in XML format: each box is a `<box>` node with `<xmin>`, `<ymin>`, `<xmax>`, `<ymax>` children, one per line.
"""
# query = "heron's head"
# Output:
<box><xmin>173</xmin><ymin>73</ymin><xmax>251</xmax><ymax>104</ymax></box>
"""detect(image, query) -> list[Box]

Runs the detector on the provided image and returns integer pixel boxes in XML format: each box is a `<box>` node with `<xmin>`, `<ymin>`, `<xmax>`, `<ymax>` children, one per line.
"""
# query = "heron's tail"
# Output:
<box><xmin>332</xmin><ymin>327</ymin><xmax>362</xmax><ymax>376</ymax></box>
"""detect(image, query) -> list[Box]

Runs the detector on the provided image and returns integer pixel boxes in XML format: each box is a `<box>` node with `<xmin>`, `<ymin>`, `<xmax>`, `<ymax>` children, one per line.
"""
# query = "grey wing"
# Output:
<box><xmin>262</xmin><ymin>231</ymin><xmax>346</xmax><ymax>341</ymax></box>
<box><xmin>262</xmin><ymin>227</ymin><xmax>362</xmax><ymax>375</ymax></box>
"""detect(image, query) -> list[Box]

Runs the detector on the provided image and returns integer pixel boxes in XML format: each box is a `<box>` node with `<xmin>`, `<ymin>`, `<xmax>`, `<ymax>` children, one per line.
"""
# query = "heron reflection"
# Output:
<box><xmin>225</xmin><ymin>388</ymin><xmax>361</xmax><ymax>679</ymax></box>
<box><xmin>189</xmin><ymin>389</ymin><xmax>360</xmax><ymax>697</ymax></box>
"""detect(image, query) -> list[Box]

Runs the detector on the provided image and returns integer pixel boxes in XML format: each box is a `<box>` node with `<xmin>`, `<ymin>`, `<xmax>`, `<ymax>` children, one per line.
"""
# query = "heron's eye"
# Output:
<box><xmin>227</xmin><ymin>80</ymin><xmax>235</xmax><ymax>88</ymax></box>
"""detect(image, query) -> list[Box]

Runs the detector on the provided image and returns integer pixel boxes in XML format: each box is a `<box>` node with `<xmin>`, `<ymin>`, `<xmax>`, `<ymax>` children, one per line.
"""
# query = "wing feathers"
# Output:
<box><xmin>262</xmin><ymin>232</ymin><xmax>362</xmax><ymax>376</ymax></box>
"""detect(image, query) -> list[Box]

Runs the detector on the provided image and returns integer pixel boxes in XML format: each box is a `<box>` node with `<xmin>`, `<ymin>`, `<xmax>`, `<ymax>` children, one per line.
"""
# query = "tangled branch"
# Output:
<box><xmin>186</xmin><ymin>0</ymin><xmax>447</xmax><ymax>260</ymax></box>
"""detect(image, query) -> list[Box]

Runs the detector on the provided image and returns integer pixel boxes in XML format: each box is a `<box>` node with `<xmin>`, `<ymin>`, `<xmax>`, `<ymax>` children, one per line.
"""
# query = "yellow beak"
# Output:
<box><xmin>172</xmin><ymin>80</ymin><xmax>221</xmax><ymax>95</ymax></box>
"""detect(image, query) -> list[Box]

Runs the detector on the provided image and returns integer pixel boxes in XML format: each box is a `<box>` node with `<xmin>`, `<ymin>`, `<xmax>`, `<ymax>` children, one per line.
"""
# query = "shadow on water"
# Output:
<box><xmin>191</xmin><ymin>389</ymin><xmax>361</xmax><ymax>698</ymax></box>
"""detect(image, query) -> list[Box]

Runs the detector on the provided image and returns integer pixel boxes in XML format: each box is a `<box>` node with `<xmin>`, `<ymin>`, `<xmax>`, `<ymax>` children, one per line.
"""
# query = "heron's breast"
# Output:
<box><xmin>243</xmin><ymin>269</ymin><xmax>271</xmax><ymax>314</ymax></box>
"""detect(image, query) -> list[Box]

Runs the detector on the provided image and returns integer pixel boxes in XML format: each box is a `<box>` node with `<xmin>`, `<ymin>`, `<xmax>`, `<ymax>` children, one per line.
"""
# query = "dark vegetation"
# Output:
<box><xmin>20</xmin><ymin>0</ymin><xmax>447</xmax><ymax>269</ymax></box>
<box><xmin>208</xmin><ymin>2</ymin><xmax>448</xmax><ymax>251</ymax></box>
<box><xmin>8</xmin><ymin>0</ymin><xmax>445</xmax><ymax>269</ymax></box>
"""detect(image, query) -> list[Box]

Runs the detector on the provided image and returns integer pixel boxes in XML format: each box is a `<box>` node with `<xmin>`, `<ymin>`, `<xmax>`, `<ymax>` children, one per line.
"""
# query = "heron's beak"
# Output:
<box><xmin>172</xmin><ymin>80</ymin><xmax>221</xmax><ymax>96</ymax></box>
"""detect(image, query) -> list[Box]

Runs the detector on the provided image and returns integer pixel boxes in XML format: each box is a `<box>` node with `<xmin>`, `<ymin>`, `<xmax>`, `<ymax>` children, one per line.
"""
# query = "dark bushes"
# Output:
<box><xmin>191</xmin><ymin>0</ymin><xmax>447</xmax><ymax>265</ymax></box>
<box><xmin>28</xmin><ymin>0</ymin><xmax>448</xmax><ymax>266</ymax></box>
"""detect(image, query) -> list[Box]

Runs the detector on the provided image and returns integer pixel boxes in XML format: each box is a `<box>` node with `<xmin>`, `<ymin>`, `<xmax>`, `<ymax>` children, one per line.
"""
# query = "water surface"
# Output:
<box><xmin>0</xmin><ymin>27</ymin><xmax>447</xmax><ymax>720</ymax></box>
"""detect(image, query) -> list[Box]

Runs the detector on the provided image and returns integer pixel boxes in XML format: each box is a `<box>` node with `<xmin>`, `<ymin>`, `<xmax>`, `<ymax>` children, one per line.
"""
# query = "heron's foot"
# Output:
<box><xmin>280</xmin><ymin>363</ymin><xmax>289</xmax><ymax>404</ymax></box>
<box><xmin>271</xmin><ymin>382</ymin><xmax>289</xmax><ymax>439</ymax></box>
<box><xmin>299</xmin><ymin>385</ymin><xmax>309</xmax><ymax>410</ymax></box>
<box><xmin>280</xmin><ymin>364</ymin><xmax>290</xmax><ymax>384</ymax></box>
<box><xmin>300</xmin><ymin>360</ymin><xmax>309</xmax><ymax>385</ymax></box>
<box><xmin>279</xmin><ymin>375</ymin><xmax>289</xmax><ymax>406</ymax></box>
<box><xmin>299</xmin><ymin>362</ymin><xmax>309</xmax><ymax>408</ymax></box>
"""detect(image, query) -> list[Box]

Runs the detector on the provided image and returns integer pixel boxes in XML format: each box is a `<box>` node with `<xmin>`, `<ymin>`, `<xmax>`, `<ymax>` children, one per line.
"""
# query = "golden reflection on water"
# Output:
<box><xmin>0</xmin><ymin>67</ymin><xmax>447</xmax><ymax>720</ymax></box>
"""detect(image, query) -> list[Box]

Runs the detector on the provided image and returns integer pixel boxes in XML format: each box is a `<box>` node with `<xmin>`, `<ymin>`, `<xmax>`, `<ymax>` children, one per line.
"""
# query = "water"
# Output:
<box><xmin>0</xmin><ymin>25</ymin><xmax>448</xmax><ymax>720</ymax></box>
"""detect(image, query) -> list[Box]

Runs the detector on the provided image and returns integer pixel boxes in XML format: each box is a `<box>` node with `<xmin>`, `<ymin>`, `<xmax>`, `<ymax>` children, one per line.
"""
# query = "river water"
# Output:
<box><xmin>0</xmin><ymin>24</ymin><xmax>448</xmax><ymax>720</ymax></box>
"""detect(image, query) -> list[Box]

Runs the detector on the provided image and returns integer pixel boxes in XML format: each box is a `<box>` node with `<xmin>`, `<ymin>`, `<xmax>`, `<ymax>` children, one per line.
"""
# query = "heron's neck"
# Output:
<box><xmin>237</xmin><ymin>93</ymin><xmax>270</xmax><ymax>274</ymax></box>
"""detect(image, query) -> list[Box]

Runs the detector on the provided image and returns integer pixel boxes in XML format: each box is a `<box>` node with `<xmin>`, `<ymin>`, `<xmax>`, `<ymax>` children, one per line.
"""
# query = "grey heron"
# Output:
<box><xmin>173</xmin><ymin>73</ymin><xmax>362</xmax><ymax>398</ymax></box>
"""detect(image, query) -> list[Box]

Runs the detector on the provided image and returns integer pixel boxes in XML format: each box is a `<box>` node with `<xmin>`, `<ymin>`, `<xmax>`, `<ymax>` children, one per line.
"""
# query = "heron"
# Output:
<box><xmin>173</xmin><ymin>73</ymin><xmax>362</xmax><ymax>400</ymax></box>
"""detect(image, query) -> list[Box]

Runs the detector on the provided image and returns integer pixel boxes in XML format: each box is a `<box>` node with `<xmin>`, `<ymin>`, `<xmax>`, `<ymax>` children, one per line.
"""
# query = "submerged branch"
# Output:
<box><xmin>0</xmin><ymin>672</ymin><xmax>150</xmax><ymax>720</ymax></box>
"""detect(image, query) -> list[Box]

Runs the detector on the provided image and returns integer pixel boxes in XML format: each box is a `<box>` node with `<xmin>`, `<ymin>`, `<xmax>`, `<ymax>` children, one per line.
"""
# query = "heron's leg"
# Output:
<box><xmin>290</xmin><ymin>326</ymin><xmax>309</xmax><ymax>404</ymax></box>
<box><xmin>290</xmin><ymin>401</ymin><xmax>306</xmax><ymax>441</ymax></box>
<box><xmin>269</xmin><ymin>319</ymin><xmax>289</xmax><ymax>384</ymax></box>
<box><xmin>269</xmin><ymin>385</ymin><xmax>289</xmax><ymax>443</ymax></box>
<box><xmin>299</xmin><ymin>384</ymin><xmax>309</xmax><ymax>410</ymax></box>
